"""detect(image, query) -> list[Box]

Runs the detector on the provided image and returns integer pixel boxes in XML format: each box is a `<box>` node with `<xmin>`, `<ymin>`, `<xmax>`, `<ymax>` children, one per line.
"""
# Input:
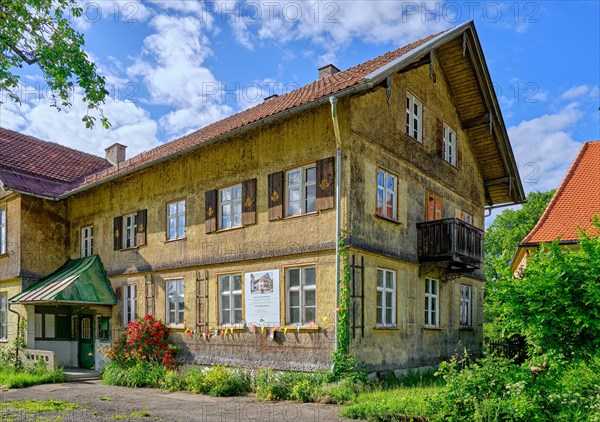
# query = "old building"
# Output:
<box><xmin>0</xmin><ymin>21</ymin><xmax>523</xmax><ymax>371</ymax></box>
<box><xmin>511</xmin><ymin>141</ymin><xmax>600</xmax><ymax>274</ymax></box>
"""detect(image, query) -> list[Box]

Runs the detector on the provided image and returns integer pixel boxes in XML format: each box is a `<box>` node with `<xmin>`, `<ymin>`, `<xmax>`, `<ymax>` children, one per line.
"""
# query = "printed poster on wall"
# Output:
<box><xmin>244</xmin><ymin>270</ymin><xmax>280</xmax><ymax>326</ymax></box>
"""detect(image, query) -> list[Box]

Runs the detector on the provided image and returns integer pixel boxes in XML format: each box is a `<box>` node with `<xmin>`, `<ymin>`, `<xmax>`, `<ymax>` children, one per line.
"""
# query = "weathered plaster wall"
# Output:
<box><xmin>20</xmin><ymin>196</ymin><xmax>70</xmax><ymax>284</ymax></box>
<box><xmin>0</xmin><ymin>194</ymin><xmax>21</xmax><ymax>280</ymax></box>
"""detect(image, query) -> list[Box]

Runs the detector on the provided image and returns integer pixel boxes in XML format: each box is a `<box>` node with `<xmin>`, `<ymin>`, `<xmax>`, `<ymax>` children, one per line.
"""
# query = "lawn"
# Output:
<box><xmin>0</xmin><ymin>368</ymin><xmax>67</xmax><ymax>389</ymax></box>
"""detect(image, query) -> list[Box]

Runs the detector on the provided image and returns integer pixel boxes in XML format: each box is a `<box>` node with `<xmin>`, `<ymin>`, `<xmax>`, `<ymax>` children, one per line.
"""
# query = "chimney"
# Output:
<box><xmin>105</xmin><ymin>143</ymin><xmax>127</xmax><ymax>165</ymax></box>
<box><xmin>318</xmin><ymin>64</ymin><xmax>340</xmax><ymax>79</ymax></box>
<box><xmin>264</xmin><ymin>94</ymin><xmax>279</xmax><ymax>102</ymax></box>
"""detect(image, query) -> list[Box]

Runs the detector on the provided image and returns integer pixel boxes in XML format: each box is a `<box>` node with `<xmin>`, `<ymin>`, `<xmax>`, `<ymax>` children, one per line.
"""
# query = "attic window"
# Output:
<box><xmin>406</xmin><ymin>92</ymin><xmax>422</xmax><ymax>142</ymax></box>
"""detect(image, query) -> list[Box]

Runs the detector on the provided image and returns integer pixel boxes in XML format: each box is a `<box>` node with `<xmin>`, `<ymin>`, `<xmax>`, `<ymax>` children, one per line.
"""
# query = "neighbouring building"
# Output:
<box><xmin>511</xmin><ymin>141</ymin><xmax>600</xmax><ymax>275</ymax></box>
<box><xmin>0</xmin><ymin>21</ymin><xmax>523</xmax><ymax>372</ymax></box>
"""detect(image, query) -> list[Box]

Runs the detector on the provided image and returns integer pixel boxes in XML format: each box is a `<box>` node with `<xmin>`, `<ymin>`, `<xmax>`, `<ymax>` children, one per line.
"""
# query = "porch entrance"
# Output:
<box><xmin>78</xmin><ymin>315</ymin><xmax>94</xmax><ymax>369</ymax></box>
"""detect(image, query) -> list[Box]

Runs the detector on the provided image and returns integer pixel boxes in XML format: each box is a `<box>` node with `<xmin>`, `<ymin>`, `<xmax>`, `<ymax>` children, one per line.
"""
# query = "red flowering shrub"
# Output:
<box><xmin>103</xmin><ymin>315</ymin><xmax>179</xmax><ymax>368</ymax></box>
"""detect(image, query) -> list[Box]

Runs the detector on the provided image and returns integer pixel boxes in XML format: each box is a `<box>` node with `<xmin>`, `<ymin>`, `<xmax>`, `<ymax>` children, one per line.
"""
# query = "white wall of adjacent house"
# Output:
<box><xmin>35</xmin><ymin>340</ymin><xmax>77</xmax><ymax>367</ymax></box>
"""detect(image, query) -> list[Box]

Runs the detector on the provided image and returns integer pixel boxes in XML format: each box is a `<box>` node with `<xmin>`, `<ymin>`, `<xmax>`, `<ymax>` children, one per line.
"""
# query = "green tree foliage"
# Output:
<box><xmin>484</xmin><ymin>190</ymin><xmax>555</xmax><ymax>282</ymax></box>
<box><xmin>493</xmin><ymin>219</ymin><xmax>600</xmax><ymax>361</ymax></box>
<box><xmin>0</xmin><ymin>0</ymin><xmax>109</xmax><ymax>128</ymax></box>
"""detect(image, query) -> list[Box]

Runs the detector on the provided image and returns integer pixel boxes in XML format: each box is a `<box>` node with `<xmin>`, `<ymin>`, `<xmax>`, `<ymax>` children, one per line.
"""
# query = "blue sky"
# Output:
<box><xmin>1</xmin><ymin>1</ymin><xmax>598</xmax><ymax>199</ymax></box>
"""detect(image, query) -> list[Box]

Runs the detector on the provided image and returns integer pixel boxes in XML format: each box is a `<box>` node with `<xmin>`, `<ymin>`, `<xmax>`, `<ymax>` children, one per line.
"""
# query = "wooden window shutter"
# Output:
<box><xmin>113</xmin><ymin>216</ymin><xmax>123</xmax><ymax>250</ymax></box>
<box><xmin>268</xmin><ymin>171</ymin><xmax>283</xmax><ymax>221</ymax></box>
<box><xmin>242</xmin><ymin>178</ymin><xmax>257</xmax><ymax>225</ymax></box>
<box><xmin>316</xmin><ymin>156</ymin><xmax>335</xmax><ymax>210</ymax></box>
<box><xmin>436</xmin><ymin>118</ymin><xmax>444</xmax><ymax>158</ymax></box>
<box><xmin>136</xmin><ymin>209</ymin><xmax>147</xmax><ymax>246</ymax></box>
<box><xmin>435</xmin><ymin>195</ymin><xmax>444</xmax><ymax>220</ymax></box>
<box><xmin>205</xmin><ymin>189</ymin><xmax>217</xmax><ymax>234</ymax></box>
<box><xmin>115</xmin><ymin>285</ymin><xmax>123</xmax><ymax>325</ymax></box>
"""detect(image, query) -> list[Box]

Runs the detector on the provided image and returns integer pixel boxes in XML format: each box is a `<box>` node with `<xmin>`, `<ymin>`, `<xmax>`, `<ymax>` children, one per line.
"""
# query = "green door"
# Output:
<box><xmin>78</xmin><ymin>315</ymin><xmax>95</xmax><ymax>369</ymax></box>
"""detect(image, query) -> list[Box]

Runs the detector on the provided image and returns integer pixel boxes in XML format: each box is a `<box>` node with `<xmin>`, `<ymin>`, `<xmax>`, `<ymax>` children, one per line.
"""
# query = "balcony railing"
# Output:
<box><xmin>417</xmin><ymin>218</ymin><xmax>483</xmax><ymax>272</ymax></box>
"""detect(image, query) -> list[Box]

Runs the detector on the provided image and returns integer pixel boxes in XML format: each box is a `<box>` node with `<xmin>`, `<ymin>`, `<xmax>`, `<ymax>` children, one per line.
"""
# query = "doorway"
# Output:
<box><xmin>78</xmin><ymin>314</ymin><xmax>94</xmax><ymax>369</ymax></box>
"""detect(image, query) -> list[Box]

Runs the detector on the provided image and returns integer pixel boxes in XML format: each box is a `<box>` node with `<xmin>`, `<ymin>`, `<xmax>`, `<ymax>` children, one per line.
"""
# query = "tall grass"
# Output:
<box><xmin>0</xmin><ymin>368</ymin><xmax>66</xmax><ymax>389</ymax></box>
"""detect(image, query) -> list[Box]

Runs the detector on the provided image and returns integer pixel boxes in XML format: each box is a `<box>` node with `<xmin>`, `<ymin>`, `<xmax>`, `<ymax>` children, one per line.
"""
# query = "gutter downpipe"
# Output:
<box><xmin>8</xmin><ymin>304</ymin><xmax>21</xmax><ymax>360</ymax></box>
<box><xmin>329</xmin><ymin>96</ymin><xmax>342</xmax><ymax>359</ymax></box>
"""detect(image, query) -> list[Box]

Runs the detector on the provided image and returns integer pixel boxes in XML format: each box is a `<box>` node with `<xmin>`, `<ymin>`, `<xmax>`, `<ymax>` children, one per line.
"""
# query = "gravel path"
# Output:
<box><xmin>0</xmin><ymin>380</ymin><xmax>354</xmax><ymax>421</ymax></box>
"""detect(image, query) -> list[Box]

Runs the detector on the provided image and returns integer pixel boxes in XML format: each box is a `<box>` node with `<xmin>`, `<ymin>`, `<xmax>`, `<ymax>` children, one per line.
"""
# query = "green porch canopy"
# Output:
<box><xmin>10</xmin><ymin>256</ymin><xmax>117</xmax><ymax>305</ymax></box>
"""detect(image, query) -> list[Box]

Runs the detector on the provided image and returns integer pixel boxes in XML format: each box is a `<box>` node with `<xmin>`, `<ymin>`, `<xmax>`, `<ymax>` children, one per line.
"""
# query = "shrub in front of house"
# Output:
<box><xmin>103</xmin><ymin>315</ymin><xmax>179</xmax><ymax>369</ymax></box>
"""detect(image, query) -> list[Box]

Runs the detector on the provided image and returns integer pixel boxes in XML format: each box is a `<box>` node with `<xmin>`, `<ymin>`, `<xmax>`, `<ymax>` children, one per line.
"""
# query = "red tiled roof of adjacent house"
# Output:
<box><xmin>65</xmin><ymin>31</ymin><xmax>443</xmax><ymax>195</ymax></box>
<box><xmin>0</xmin><ymin>127</ymin><xmax>110</xmax><ymax>183</ymax></box>
<box><xmin>522</xmin><ymin>141</ymin><xmax>600</xmax><ymax>245</ymax></box>
<box><xmin>0</xmin><ymin>127</ymin><xmax>111</xmax><ymax>197</ymax></box>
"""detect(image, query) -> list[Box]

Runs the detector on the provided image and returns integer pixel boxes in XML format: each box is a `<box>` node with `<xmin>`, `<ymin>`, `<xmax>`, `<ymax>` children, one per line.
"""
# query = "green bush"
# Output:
<box><xmin>183</xmin><ymin>366</ymin><xmax>206</xmax><ymax>394</ymax></box>
<box><xmin>254</xmin><ymin>369</ymin><xmax>315</xmax><ymax>401</ymax></box>
<box><xmin>341</xmin><ymin>386</ymin><xmax>435</xmax><ymax>421</ymax></box>
<box><xmin>182</xmin><ymin>366</ymin><xmax>250</xmax><ymax>397</ymax></box>
<box><xmin>161</xmin><ymin>369</ymin><xmax>184</xmax><ymax>392</ymax></box>
<box><xmin>315</xmin><ymin>378</ymin><xmax>366</xmax><ymax>404</ymax></box>
<box><xmin>101</xmin><ymin>360</ymin><xmax>166</xmax><ymax>388</ymax></box>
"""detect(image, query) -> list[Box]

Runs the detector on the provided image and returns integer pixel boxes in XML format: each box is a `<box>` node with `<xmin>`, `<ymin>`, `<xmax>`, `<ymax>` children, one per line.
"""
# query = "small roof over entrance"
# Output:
<box><xmin>10</xmin><ymin>256</ymin><xmax>117</xmax><ymax>305</ymax></box>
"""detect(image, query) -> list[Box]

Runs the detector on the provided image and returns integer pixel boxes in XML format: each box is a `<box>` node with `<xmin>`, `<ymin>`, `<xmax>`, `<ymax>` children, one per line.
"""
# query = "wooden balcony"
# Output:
<box><xmin>417</xmin><ymin>218</ymin><xmax>483</xmax><ymax>273</ymax></box>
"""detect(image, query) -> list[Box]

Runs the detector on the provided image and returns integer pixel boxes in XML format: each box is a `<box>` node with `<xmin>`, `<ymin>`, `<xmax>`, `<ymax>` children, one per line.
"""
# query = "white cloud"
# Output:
<box><xmin>1</xmin><ymin>90</ymin><xmax>160</xmax><ymax>158</ymax></box>
<box><xmin>561</xmin><ymin>85</ymin><xmax>590</xmax><ymax>100</ymax></box>
<box><xmin>127</xmin><ymin>14</ymin><xmax>233</xmax><ymax>136</ymax></box>
<box><xmin>508</xmin><ymin>103</ymin><xmax>583</xmax><ymax>193</ymax></box>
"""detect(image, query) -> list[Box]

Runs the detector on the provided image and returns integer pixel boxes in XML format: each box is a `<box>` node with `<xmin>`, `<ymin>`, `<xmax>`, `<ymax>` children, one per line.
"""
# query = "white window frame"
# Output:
<box><xmin>461</xmin><ymin>210</ymin><xmax>474</xmax><ymax>225</ymax></box>
<box><xmin>444</xmin><ymin>123</ymin><xmax>457</xmax><ymax>166</ymax></box>
<box><xmin>166</xmin><ymin>279</ymin><xmax>184</xmax><ymax>326</ymax></box>
<box><xmin>218</xmin><ymin>184</ymin><xmax>243</xmax><ymax>230</ymax></box>
<box><xmin>286</xmin><ymin>267</ymin><xmax>317</xmax><ymax>325</ymax></box>
<box><xmin>122</xmin><ymin>213</ymin><xmax>137</xmax><ymax>249</ymax></box>
<box><xmin>123</xmin><ymin>284</ymin><xmax>137</xmax><ymax>326</ymax></box>
<box><xmin>285</xmin><ymin>164</ymin><xmax>317</xmax><ymax>217</ymax></box>
<box><xmin>218</xmin><ymin>274</ymin><xmax>243</xmax><ymax>326</ymax></box>
<box><xmin>0</xmin><ymin>293</ymin><xmax>7</xmax><ymax>340</ymax></box>
<box><xmin>376</xmin><ymin>269</ymin><xmax>396</xmax><ymax>327</ymax></box>
<box><xmin>376</xmin><ymin>169</ymin><xmax>398</xmax><ymax>220</ymax></box>
<box><xmin>406</xmin><ymin>91</ymin><xmax>423</xmax><ymax>142</ymax></box>
<box><xmin>425</xmin><ymin>278</ymin><xmax>439</xmax><ymax>327</ymax></box>
<box><xmin>460</xmin><ymin>285</ymin><xmax>472</xmax><ymax>327</ymax></box>
<box><xmin>81</xmin><ymin>226</ymin><xmax>93</xmax><ymax>257</ymax></box>
<box><xmin>167</xmin><ymin>200</ymin><xmax>186</xmax><ymax>240</ymax></box>
<box><xmin>0</xmin><ymin>207</ymin><xmax>6</xmax><ymax>255</ymax></box>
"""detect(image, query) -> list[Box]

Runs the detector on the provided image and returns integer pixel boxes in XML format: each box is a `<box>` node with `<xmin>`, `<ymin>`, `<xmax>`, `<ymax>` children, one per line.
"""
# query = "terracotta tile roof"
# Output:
<box><xmin>65</xmin><ymin>31</ymin><xmax>443</xmax><ymax>195</ymax></box>
<box><xmin>522</xmin><ymin>141</ymin><xmax>600</xmax><ymax>245</ymax></box>
<box><xmin>0</xmin><ymin>127</ymin><xmax>111</xmax><ymax>197</ymax></box>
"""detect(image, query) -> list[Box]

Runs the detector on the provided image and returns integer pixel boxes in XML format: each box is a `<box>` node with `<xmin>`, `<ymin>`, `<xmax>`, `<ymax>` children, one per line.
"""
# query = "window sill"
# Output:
<box><xmin>164</xmin><ymin>236</ymin><xmax>186</xmax><ymax>244</ymax></box>
<box><xmin>404</xmin><ymin>133</ymin><xmax>423</xmax><ymax>144</ymax></box>
<box><xmin>0</xmin><ymin>253</ymin><xmax>9</xmax><ymax>258</ymax></box>
<box><xmin>375</xmin><ymin>214</ymin><xmax>401</xmax><ymax>225</ymax></box>
<box><xmin>423</xmin><ymin>326</ymin><xmax>441</xmax><ymax>331</ymax></box>
<box><xmin>0</xmin><ymin>339</ymin><xmax>8</xmax><ymax>343</ymax></box>
<box><xmin>216</xmin><ymin>226</ymin><xmax>244</xmax><ymax>233</ymax></box>
<box><xmin>374</xmin><ymin>325</ymin><xmax>399</xmax><ymax>330</ymax></box>
<box><xmin>119</xmin><ymin>246</ymin><xmax>139</xmax><ymax>252</ymax></box>
<box><xmin>282</xmin><ymin>325</ymin><xmax>320</xmax><ymax>332</ymax></box>
<box><xmin>283</xmin><ymin>211</ymin><xmax>319</xmax><ymax>220</ymax></box>
<box><xmin>459</xmin><ymin>326</ymin><xmax>474</xmax><ymax>331</ymax></box>
<box><xmin>216</xmin><ymin>326</ymin><xmax>246</xmax><ymax>332</ymax></box>
<box><xmin>442</xmin><ymin>159</ymin><xmax>458</xmax><ymax>169</ymax></box>
<box><xmin>168</xmin><ymin>325</ymin><xmax>186</xmax><ymax>331</ymax></box>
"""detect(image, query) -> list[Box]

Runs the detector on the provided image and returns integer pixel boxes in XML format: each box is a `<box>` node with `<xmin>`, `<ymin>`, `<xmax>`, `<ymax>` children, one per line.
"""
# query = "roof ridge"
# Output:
<box><xmin>521</xmin><ymin>142</ymin><xmax>590</xmax><ymax>245</ymax></box>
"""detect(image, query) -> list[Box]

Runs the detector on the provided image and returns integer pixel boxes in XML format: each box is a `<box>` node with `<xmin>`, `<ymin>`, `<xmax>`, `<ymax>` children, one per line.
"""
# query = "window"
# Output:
<box><xmin>123</xmin><ymin>213</ymin><xmax>137</xmax><ymax>248</ymax></box>
<box><xmin>218</xmin><ymin>274</ymin><xmax>243</xmax><ymax>326</ymax></box>
<box><xmin>219</xmin><ymin>185</ymin><xmax>242</xmax><ymax>229</ymax></box>
<box><xmin>167</xmin><ymin>200</ymin><xmax>186</xmax><ymax>240</ymax></box>
<box><xmin>460</xmin><ymin>210</ymin><xmax>474</xmax><ymax>225</ymax></box>
<box><xmin>286</xmin><ymin>267</ymin><xmax>316</xmax><ymax>325</ymax></box>
<box><xmin>406</xmin><ymin>92</ymin><xmax>423</xmax><ymax>142</ymax></box>
<box><xmin>81</xmin><ymin>226</ymin><xmax>93</xmax><ymax>257</ymax></box>
<box><xmin>0</xmin><ymin>294</ymin><xmax>7</xmax><ymax>340</ymax></box>
<box><xmin>123</xmin><ymin>285</ymin><xmax>137</xmax><ymax>326</ymax></box>
<box><xmin>35</xmin><ymin>313</ymin><xmax>69</xmax><ymax>339</ymax></box>
<box><xmin>377</xmin><ymin>169</ymin><xmax>398</xmax><ymax>220</ymax></box>
<box><xmin>425</xmin><ymin>278</ymin><xmax>439</xmax><ymax>327</ymax></box>
<box><xmin>0</xmin><ymin>207</ymin><xmax>6</xmax><ymax>255</ymax></box>
<box><xmin>376</xmin><ymin>269</ymin><xmax>396</xmax><ymax>326</ymax></box>
<box><xmin>285</xmin><ymin>165</ymin><xmax>316</xmax><ymax>216</ymax></box>
<box><xmin>426</xmin><ymin>191</ymin><xmax>443</xmax><ymax>221</ymax></box>
<box><xmin>97</xmin><ymin>316</ymin><xmax>111</xmax><ymax>341</ymax></box>
<box><xmin>460</xmin><ymin>285</ymin><xmax>472</xmax><ymax>327</ymax></box>
<box><xmin>443</xmin><ymin>124</ymin><xmax>457</xmax><ymax>166</ymax></box>
<box><xmin>166</xmin><ymin>279</ymin><xmax>184</xmax><ymax>326</ymax></box>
